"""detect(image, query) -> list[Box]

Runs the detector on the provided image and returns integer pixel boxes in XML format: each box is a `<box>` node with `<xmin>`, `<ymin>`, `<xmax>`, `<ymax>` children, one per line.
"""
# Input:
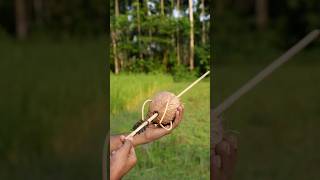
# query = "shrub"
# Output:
<box><xmin>171</xmin><ymin>65</ymin><xmax>197</xmax><ymax>82</ymax></box>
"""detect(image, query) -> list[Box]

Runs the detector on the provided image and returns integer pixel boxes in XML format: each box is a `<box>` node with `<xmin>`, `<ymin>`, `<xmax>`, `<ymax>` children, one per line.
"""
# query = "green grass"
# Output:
<box><xmin>214</xmin><ymin>60</ymin><xmax>320</xmax><ymax>179</ymax></box>
<box><xmin>0</xmin><ymin>37</ymin><xmax>106</xmax><ymax>179</ymax></box>
<box><xmin>110</xmin><ymin>74</ymin><xmax>210</xmax><ymax>179</ymax></box>
<box><xmin>110</xmin><ymin>73</ymin><xmax>173</xmax><ymax>115</ymax></box>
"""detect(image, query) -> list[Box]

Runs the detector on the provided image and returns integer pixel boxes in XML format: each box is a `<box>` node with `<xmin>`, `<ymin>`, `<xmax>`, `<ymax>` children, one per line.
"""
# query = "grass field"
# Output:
<box><xmin>110</xmin><ymin>74</ymin><xmax>210</xmax><ymax>179</ymax></box>
<box><xmin>214</xmin><ymin>57</ymin><xmax>320</xmax><ymax>179</ymax></box>
<box><xmin>0</xmin><ymin>37</ymin><xmax>107</xmax><ymax>179</ymax></box>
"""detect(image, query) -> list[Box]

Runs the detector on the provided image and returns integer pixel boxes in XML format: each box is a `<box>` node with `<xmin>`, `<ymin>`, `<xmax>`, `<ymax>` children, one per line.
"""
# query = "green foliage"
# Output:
<box><xmin>171</xmin><ymin>65</ymin><xmax>197</xmax><ymax>82</ymax></box>
<box><xmin>215</xmin><ymin>0</ymin><xmax>320</xmax><ymax>63</ymax></box>
<box><xmin>195</xmin><ymin>45</ymin><xmax>210</xmax><ymax>72</ymax></box>
<box><xmin>110</xmin><ymin>0</ymin><xmax>210</xmax><ymax>75</ymax></box>
<box><xmin>124</xmin><ymin>58</ymin><xmax>166</xmax><ymax>74</ymax></box>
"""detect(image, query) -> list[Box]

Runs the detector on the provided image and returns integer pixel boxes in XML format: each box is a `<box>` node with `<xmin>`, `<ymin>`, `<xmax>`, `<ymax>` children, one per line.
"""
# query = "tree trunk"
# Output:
<box><xmin>176</xmin><ymin>0</ymin><xmax>181</xmax><ymax>65</ymax></box>
<box><xmin>163</xmin><ymin>49</ymin><xmax>168</xmax><ymax>70</ymax></box>
<box><xmin>171</xmin><ymin>0</ymin><xmax>175</xmax><ymax>67</ymax></box>
<box><xmin>115</xmin><ymin>0</ymin><xmax>119</xmax><ymax>16</ymax></box>
<box><xmin>115</xmin><ymin>0</ymin><xmax>122</xmax><ymax>72</ymax></box>
<box><xmin>33</xmin><ymin>0</ymin><xmax>43</xmax><ymax>26</ymax></box>
<box><xmin>136</xmin><ymin>0</ymin><xmax>143</xmax><ymax>60</ymax></box>
<box><xmin>146</xmin><ymin>0</ymin><xmax>152</xmax><ymax>54</ymax></box>
<box><xmin>160</xmin><ymin>0</ymin><xmax>164</xmax><ymax>16</ymax></box>
<box><xmin>201</xmin><ymin>0</ymin><xmax>206</xmax><ymax>44</ymax></box>
<box><xmin>215</xmin><ymin>0</ymin><xmax>224</xmax><ymax>16</ymax></box>
<box><xmin>256</xmin><ymin>0</ymin><xmax>268</xmax><ymax>30</ymax></box>
<box><xmin>124</xmin><ymin>0</ymin><xmax>130</xmax><ymax>66</ymax></box>
<box><xmin>111</xmin><ymin>31</ymin><xmax>119</xmax><ymax>74</ymax></box>
<box><xmin>15</xmin><ymin>0</ymin><xmax>28</xmax><ymax>40</ymax></box>
<box><xmin>188</xmin><ymin>0</ymin><xmax>194</xmax><ymax>70</ymax></box>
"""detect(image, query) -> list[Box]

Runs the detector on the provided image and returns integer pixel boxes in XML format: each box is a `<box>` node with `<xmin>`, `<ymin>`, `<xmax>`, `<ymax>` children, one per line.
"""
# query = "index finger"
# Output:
<box><xmin>173</xmin><ymin>105</ymin><xmax>184</xmax><ymax>128</ymax></box>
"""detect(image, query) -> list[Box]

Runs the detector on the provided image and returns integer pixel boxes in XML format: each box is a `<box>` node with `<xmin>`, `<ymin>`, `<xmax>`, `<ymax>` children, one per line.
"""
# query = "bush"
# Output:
<box><xmin>124</xmin><ymin>58</ymin><xmax>166</xmax><ymax>74</ymax></box>
<box><xmin>171</xmin><ymin>65</ymin><xmax>197</xmax><ymax>82</ymax></box>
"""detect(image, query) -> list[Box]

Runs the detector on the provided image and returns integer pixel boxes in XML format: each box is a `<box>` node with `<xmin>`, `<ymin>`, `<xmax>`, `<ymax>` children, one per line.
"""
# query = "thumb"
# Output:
<box><xmin>119</xmin><ymin>135</ymin><xmax>126</xmax><ymax>143</ymax></box>
<box><xmin>117</xmin><ymin>138</ymin><xmax>133</xmax><ymax>156</ymax></box>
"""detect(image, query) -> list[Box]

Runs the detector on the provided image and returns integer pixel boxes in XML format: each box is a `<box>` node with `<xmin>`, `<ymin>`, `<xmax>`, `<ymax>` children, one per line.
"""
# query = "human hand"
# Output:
<box><xmin>134</xmin><ymin>105</ymin><xmax>184</xmax><ymax>145</ymax></box>
<box><xmin>212</xmin><ymin>133</ymin><xmax>238</xmax><ymax>180</ymax></box>
<box><xmin>110</xmin><ymin>137</ymin><xmax>137</xmax><ymax>180</ymax></box>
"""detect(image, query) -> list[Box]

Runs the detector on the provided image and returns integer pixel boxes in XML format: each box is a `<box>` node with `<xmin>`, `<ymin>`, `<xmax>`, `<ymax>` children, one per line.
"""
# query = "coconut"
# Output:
<box><xmin>147</xmin><ymin>91</ymin><xmax>181</xmax><ymax>125</ymax></box>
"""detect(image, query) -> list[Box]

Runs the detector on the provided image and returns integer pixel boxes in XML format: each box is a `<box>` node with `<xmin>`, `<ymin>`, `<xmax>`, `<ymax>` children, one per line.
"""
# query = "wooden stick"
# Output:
<box><xmin>177</xmin><ymin>71</ymin><xmax>210</xmax><ymax>97</ymax></box>
<box><xmin>214</xmin><ymin>30</ymin><xmax>320</xmax><ymax>117</ymax></box>
<box><xmin>125</xmin><ymin>113</ymin><xmax>158</xmax><ymax>139</ymax></box>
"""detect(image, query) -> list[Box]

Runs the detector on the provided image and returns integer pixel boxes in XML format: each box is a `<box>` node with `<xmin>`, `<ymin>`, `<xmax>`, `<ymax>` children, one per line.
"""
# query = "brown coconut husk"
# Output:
<box><xmin>148</xmin><ymin>91</ymin><xmax>181</xmax><ymax>125</ymax></box>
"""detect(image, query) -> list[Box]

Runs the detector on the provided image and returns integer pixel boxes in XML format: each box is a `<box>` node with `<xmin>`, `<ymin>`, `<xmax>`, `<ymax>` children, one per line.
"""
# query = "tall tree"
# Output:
<box><xmin>113</xmin><ymin>0</ymin><xmax>120</xmax><ymax>74</ymax></box>
<box><xmin>170</xmin><ymin>0</ymin><xmax>175</xmax><ymax>65</ymax></box>
<box><xmin>201</xmin><ymin>0</ymin><xmax>206</xmax><ymax>44</ymax></box>
<box><xmin>161</xmin><ymin>0</ymin><xmax>168</xmax><ymax>68</ymax></box>
<box><xmin>215</xmin><ymin>0</ymin><xmax>225</xmax><ymax>16</ymax></box>
<box><xmin>176</xmin><ymin>0</ymin><xmax>181</xmax><ymax>65</ymax></box>
<box><xmin>160</xmin><ymin>0</ymin><xmax>165</xmax><ymax>16</ymax></box>
<box><xmin>136</xmin><ymin>0</ymin><xmax>143</xmax><ymax>60</ymax></box>
<box><xmin>122</xmin><ymin>0</ymin><xmax>130</xmax><ymax>68</ymax></box>
<box><xmin>15</xmin><ymin>0</ymin><xmax>28</xmax><ymax>40</ymax></box>
<box><xmin>256</xmin><ymin>0</ymin><xmax>268</xmax><ymax>30</ymax></box>
<box><xmin>188</xmin><ymin>0</ymin><xmax>194</xmax><ymax>70</ymax></box>
<box><xmin>33</xmin><ymin>0</ymin><xmax>43</xmax><ymax>26</ymax></box>
<box><xmin>111</xmin><ymin>31</ymin><xmax>119</xmax><ymax>74</ymax></box>
<box><xmin>146</xmin><ymin>0</ymin><xmax>152</xmax><ymax>49</ymax></box>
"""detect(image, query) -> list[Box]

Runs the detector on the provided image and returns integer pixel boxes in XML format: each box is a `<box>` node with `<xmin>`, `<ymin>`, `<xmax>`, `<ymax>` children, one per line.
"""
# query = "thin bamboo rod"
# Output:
<box><xmin>214</xmin><ymin>30</ymin><xmax>320</xmax><ymax>117</ymax></box>
<box><xmin>177</xmin><ymin>71</ymin><xmax>210</xmax><ymax>97</ymax></box>
<box><xmin>126</xmin><ymin>113</ymin><xmax>158</xmax><ymax>139</ymax></box>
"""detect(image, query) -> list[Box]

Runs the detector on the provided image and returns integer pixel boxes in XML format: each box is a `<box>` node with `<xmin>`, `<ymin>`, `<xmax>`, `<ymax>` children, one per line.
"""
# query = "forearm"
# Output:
<box><xmin>110</xmin><ymin>133</ymin><xmax>151</xmax><ymax>152</ymax></box>
<box><xmin>110</xmin><ymin>169</ymin><xmax>121</xmax><ymax>180</ymax></box>
<box><xmin>132</xmin><ymin>133</ymin><xmax>151</xmax><ymax>146</ymax></box>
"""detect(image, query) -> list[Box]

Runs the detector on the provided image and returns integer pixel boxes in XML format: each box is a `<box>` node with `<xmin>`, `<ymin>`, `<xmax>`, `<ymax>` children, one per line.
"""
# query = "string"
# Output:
<box><xmin>158</xmin><ymin>101</ymin><xmax>173</xmax><ymax>131</ymax></box>
<box><xmin>141</xmin><ymin>99</ymin><xmax>152</xmax><ymax>121</ymax></box>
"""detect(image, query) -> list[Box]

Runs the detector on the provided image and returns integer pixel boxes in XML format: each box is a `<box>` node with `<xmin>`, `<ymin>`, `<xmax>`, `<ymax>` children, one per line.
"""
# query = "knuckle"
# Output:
<box><xmin>131</xmin><ymin>157</ymin><xmax>137</xmax><ymax>165</ymax></box>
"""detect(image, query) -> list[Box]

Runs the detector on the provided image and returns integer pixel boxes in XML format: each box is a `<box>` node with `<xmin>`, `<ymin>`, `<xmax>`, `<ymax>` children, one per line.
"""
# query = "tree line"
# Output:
<box><xmin>0</xmin><ymin>0</ymin><xmax>105</xmax><ymax>39</ymax></box>
<box><xmin>110</xmin><ymin>0</ymin><xmax>210</xmax><ymax>75</ymax></box>
<box><xmin>215</xmin><ymin>0</ymin><xmax>320</xmax><ymax>46</ymax></box>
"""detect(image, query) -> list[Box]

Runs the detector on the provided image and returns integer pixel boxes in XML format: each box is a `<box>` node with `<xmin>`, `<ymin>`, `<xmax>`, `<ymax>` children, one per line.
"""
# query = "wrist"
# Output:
<box><xmin>132</xmin><ymin>133</ymin><xmax>151</xmax><ymax>146</ymax></box>
<box><xmin>110</xmin><ymin>168</ymin><xmax>121</xmax><ymax>180</ymax></box>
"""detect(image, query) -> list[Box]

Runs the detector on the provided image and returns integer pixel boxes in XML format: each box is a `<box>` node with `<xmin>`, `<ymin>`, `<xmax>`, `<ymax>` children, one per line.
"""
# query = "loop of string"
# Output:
<box><xmin>158</xmin><ymin>101</ymin><xmax>173</xmax><ymax>131</ymax></box>
<box><xmin>141</xmin><ymin>99</ymin><xmax>152</xmax><ymax>121</ymax></box>
<box><xmin>141</xmin><ymin>99</ymin><xmax>172</xmax><ymax>130</ymax></box>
